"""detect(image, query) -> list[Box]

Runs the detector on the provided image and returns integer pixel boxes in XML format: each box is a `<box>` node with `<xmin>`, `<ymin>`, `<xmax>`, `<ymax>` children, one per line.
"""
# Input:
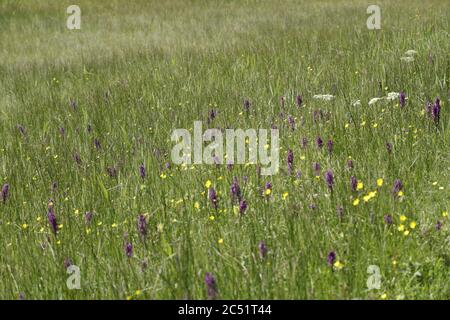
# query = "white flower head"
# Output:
<box><xmin>400</xmin><ymin>56</ymin><xmax>414</xmax><ymax>63</ymax></box>
<box><xmin>313</xmin><ymin>94</ymin><xmax>335</xmax><ymax>101</ymax></box>
<box><xmin>404</xmin><ymin>50</ymin><xmax>417</xmax><ymax>56</ymax></box>
<box><xmin>353</xmin><ymin>100</ymin><xmax>361</xmax><ymax>107</ymax></box>
<box><xmin>368</xmin><ymin>97</ymin><xmax>384</xmax><ymax>106</ymax></box>
<box><xmin>386</xmin><ymin>92</ymin><xmax>400</xmax><ymax>101</ymax></box>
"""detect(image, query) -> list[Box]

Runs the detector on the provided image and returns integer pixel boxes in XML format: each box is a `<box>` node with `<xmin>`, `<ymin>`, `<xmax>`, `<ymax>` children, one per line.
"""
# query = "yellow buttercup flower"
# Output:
<box><xmin>282</xmin><ymin>192</ymin><xmax>289</xmax><ymax>200</ymax></box>
<box><xmin>442</xmin><ymin>211</ymin><xmax>448</xmax><ymax>218</ymax></box>
<box><xmin>398</xmin><ymin>224</ymin><xmax>405</xmax><ymax>232</ymax></box>
<box><xmin>403</xmin><ymin>230</ymin><xmax>410</xmax><ymax>236</ymax></box>
<box><xmin>397</xmin><ymin>191</ymin><xmax>404</xmax><ymax>197</ymax></box>
<box><xmin>265</xmin><ymin>188</ymin><xmax>271</xmax><ymax>196</ymax></box>
<box><xmin>21</xmin><ymin>224</ymin><xmax>28</xmax><ymax>230</ymax></box>
<box><xmin>400</xmin><ymin>215</ymin><xmax>407</xmax><ymax>222</ymax></box>
<box><xmin>194</xmin><ymin>201</ymin><xmax>200</xmax><ymax>210</ymax></box>
<box><xmin>218</xmin><ymin>238</ymin><xmax>224</xmax><ymax>244</ymax></box>
<box><xmin>357</xmin><ymin>181</ymin><xmax>364</xmax><ymax>190</ymax></box>
<box><xmin>352</xmin><ymin>198</ymin><xmax>360</xmax><ymax>206</ymax></box>
<box><xmin>333</xmin><ymin>260</ymin><xmax>344</xmax><ymax>270</ymax></box>
<box><xmin>409</xmin><ymin>221</ymin><xmax>416</xmax><ymax>229</ymax></box>
<box><xmin>205</xmin><ymin>180</ymin><xmax>212</xmax><ymax>188</ymax></box>
<box><xmin>377</xmin><ymin>178</ymin><xmax>383</xmax><ymax>187</ymax></box>
<box><xmin>209</xmin><ymin>215</ymin><xmax>215</xmax><ymax>221</ymax></box>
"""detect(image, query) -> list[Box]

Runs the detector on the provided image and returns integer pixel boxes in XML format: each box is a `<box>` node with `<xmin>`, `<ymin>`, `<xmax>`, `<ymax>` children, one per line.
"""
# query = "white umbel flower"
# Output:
<box><xmin>386</xmin><ymin>92</ymin><xmax>400</xmax><ymax>101</ymax></box>
<box><xmin>313</xmin><ymin>94</ymin><xmax>334</xmax><ymax>101</ymax></box>
<box><xmin>368</xmin><ymin>97</ymin><xmax>384</xmax><ymax>105</ymax></box>
<box><xmin>404</xmin><ymin>50</ymin><xmax>417</xmax><ymax>56</ymax></box>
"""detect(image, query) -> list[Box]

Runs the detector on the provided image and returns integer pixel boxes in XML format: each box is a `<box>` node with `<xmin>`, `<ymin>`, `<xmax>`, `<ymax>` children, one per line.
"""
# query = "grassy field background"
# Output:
<box><xmin>0</xmin><ymin>0</ymin><xmax>449</xmax><ymax>299</ymax></box>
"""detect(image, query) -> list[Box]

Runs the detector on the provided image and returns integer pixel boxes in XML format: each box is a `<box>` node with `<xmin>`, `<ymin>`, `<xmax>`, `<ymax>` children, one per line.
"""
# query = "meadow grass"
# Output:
<box><xmin>0</xmin><ymin>0</ymin><xmax>449</xmax><ymax>299</ymax></box>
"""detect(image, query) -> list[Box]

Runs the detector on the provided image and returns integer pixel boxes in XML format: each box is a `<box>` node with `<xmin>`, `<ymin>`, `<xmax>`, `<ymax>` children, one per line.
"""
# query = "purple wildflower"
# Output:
<box><xmin>288</xmin><ymin>115</ymin><xmax>295</xmax><ymax>130</ymax></box>
<box><xmin>63</xmin><ymin>258</ymin><xmax>73</xmax><ymax>269</ymax></box>
<box><xmin>327</xmin><ymin>251</ymin><xmax>336</xmax><ymax>266</ymax></box>
<box><xmin>243</xmin><ymin>99</ymin><xmax>251</xmax><ymax>112</ymax></box>
<box><xmin>208</xmin><ymin>187</ymin><xmax>218</xmax><ymax>209</ymax></box>
<box><xmin>316</xmin><ymin>136</ymin><xmax>323</xmax><ymax>149</ymax></box>
<box><xmin>347</xmin><ymin>159</ymin><xmax>354</xmax><ymax>169</ymax></box>
<box><xmin>296</xmin><ymin>95</ymin><xmax>303</xmax><ymax>107</ymax></box>
<box><xmin>239</xmin><ymin>200</ymin><xmax>247</xmax><ymax>214</ymax></box>
<box><xmin>137</xmin><ymin>214</ymin><xmax>148</xmax><ymax>238</ymax></box>
<box><xmin>1</xmin><ymin>183</ymin><xmax>9</xmax><ymax>203</ymax></box>
<box><xmin>124</xmin><ymin>242</ymin><xmax>133</xmax><ymax>258</ymax></box>
<box><xmin>94</xmin><ymin>138</ymin><xmax>101</xmax><ymax>150</ymax></box>
<box><xmin>324</xmin><ymin>170</ymin><xmax>334</xmax><ymax>191</ymax></box>
<box><xmin>432</xmin><ymin>98</ymin><xmax>441</xmax><ymax>125</ymax></box>
<box><xmin>386</xmin><ymin>142</ymin><xmax>393</xmax><ymax>154</ymax></box>
<box><xmin>230</xmin><ymin>177</ymin><xmax>241</xmax><ymax>202</ymax></box>
<box><xmin>384</xmin><ymin>215</ymin><xmax>393</xmax><ymax>225</ymax></box>
<box><xmin>327</xmin><ymin>139</ymin><xmax>333</xmax><ymax>155</ymax></box>
<box><xmin>399</xmin><ymin>92</ymin><xmax>406</xmax><ymax>107</ymax></box>
<box><xmin>139</xmin><ymin>164</ymin><xmax>146</xmax><ymax>179</ymax></box>
<box><xmin>204</xmin><ymin>273</ymin><xmax>217</xmax><ymax>300</ymax></box>
<box><xmin>287</xmin><ymin>149</ymin><xmax>294</xmax><ymax>174</ymax></box>
<box><xmin>258</xmin><ymin>241</ymin><xmax>267</xmax><ymax>258</ymax></box>
<box><xmin>85</xmin><ymin>211</ymin><xmax>93</xmax><ymax>224</ymax></box>
<box><xmin>350</xmin><ymin>176</ymin><xmax>357</xmax><ymax>192</ymax></box>
<box><xmin>392</xmin><ymin>179</ymin><xmax>403</xmax><ymax>196</ymax></box>
<box><xmin>207</xmin><ymin>109</ymin><xmax>217</xmax><ymax>124</ymax></box>
<box><xmin>47</xmin><ymin>205</ymin><xmax>58</xmax><ymax>234</ymax></box>
<box><xmin>435</xmin><ymin>220</ymin><xmax>442</xmax><ymax>231</ymax></box>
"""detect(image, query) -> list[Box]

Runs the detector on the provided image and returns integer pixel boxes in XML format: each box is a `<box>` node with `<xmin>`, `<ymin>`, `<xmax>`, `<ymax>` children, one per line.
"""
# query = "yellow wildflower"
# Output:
<box><xmin>205</xmin><ymin>180</ymin><xmax>212</xmax><ymax>188</ymax></box>
<box><xmin>377</xmin><ymin>178</ymin><xmax>383</xmax><ymax>187</ymax></box>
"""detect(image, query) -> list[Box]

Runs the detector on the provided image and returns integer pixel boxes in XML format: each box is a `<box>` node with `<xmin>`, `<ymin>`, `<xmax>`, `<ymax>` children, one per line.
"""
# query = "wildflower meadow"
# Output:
<box><xmin>0</xmin><ymin>0</ymin><xmax>448</xmax><ymax>300</ymax></box>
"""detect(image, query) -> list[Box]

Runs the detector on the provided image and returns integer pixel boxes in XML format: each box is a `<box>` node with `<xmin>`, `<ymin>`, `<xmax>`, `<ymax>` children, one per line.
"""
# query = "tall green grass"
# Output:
<box><xmin>0</xmin><ymin>0</ymin><xmax>448</xmax><ymax>299</ymax></box>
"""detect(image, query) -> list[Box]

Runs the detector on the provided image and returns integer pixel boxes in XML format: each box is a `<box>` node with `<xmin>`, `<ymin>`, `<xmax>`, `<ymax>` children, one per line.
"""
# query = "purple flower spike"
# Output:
<box><xmin>347</xmin><ymin>159</ymin><xmax>354</xmax><ymax>169</ymax></box>
<box><xmin>208</xmin><ymin>188</ymin><xmax>218</xmax><ymax>209</ymax></box>
<box><xmin>47</xmin><ymin>206</ymin><xmax>58</xmax><ymax>234</ymax></box>
<box><xmin>327</xmin><ymin>251</ymin><xmax>336</xmax><ymax>266</ymax></box>
<box><xmin>207</xmin><ymin>109</ymin><xmax>217</xmax><ymax>124</ymax></box>
<box><xmin>386</xmin><ymin>142</ymin><xmax>393</xmax><ymax>154</ymax></box>
<box><xmin>288</xmin><ymin>115</ymin><xmax>295</xmax><ymax>130</ymax></box>
<box><xmin>392</xmin><ymin>179</ymin><xmax>403</xmax><ymax>195</ymax></box>
<box><xmin>327</xmin><ymin>139</ymin><xmax>333</xmax><ymax>155</ymax></box>
<box><xmin>384</xmin><ymin>215</ymin><xmax>393</xmax><ymax>225</ymax></box>
<box><xmin>287</xmin><ymin>149</ymin><xmax>294</xmax><ymax>175</ymax></box>
<box><xmin>137</xmin><ymin>214</ymin><xmax>148</xmax><ymax>238</ymax></box>
<box><xmin>325</xmin><ymin>170</ymin><xmax>334</xmax><ymax>191</ymax></box>
<box><xmin>350</xmin><ymin>176</ymin><xmax>357</xmax><ymax>192</ymax></box>
<box><xmin>296</xmin><ymin>95</ymin><xmax>303</xmax><ymax>107</ymax></box>
<box><xmin>432</xmin><ymin>98</ymin><xmax>441</xmax><ymax>125</ymax></box>
<box><xmin>230</xmin><ymin>177</ymin><xmax>241</xmax><ymax>203</ymax></box>
<box><xmin>316</xmin><ymin>136</ymin><xmax>323</xmax><ymax>149</ymax></box>
<box><xmin>205</xmin><ymin>273</ymin><xmax>218</xmax><ymax>300</ymax></box>
<box><xmin>243</xmin><ymin>99</ymin><xmax>251</xmax><ymax>112</ymax></box>
<box><xmin>1</xmin><ymin>183</ymin><xmax>9</xmax><ymax>203</ymax></box>
<box><xmin>85</xmin><ymin>211</ymin><xmax>93</xmax><ymax>224</ymax></box>
<box><xmin>239</xmin><ymin>200</ymin><xmax>247</xmax><ymax>214</ymax></box>
<box><xmin>258</xmin><ymin>241</ymin><xmax>267</xmax><ymax>258</ymax></box>
<box><xmin>124</xmin><ymin>242</ymin><xmax>133</xmax><ymax>258</ymax></box>
<box><xmin>139</xmin><ymin>164</ymin><xmax>146</xmax><ymax>179</ymax></box>
<box><xmin>94</xmin><ymin>138</ymin><xmax>101</xmax><ymax>150</ymax></box>
<box><xmin>399</xmin><ymin>92</ymin><xmax>406</xmax><ymax>107</ymax></box>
